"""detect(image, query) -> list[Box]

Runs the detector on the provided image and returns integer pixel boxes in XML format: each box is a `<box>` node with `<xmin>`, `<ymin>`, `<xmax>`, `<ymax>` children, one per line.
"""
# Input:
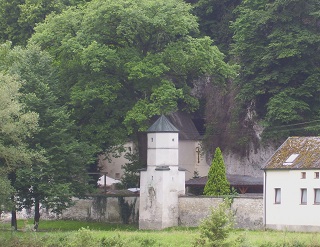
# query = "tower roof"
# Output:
<box><xmin>147</xmin><ymin>115</ymin><xmax>179</xmax><ymax>133</ymax></box>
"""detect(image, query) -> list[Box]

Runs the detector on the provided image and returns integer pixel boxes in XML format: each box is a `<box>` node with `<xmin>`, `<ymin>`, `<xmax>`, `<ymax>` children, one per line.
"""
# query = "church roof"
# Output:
<box><xmin>147</xmin><ymin>115</ymin><xmax>179</xmax><ymax>133</ymax></box>
<box><xmin>167</xmin><ymin>112</ymin><xmax>201</xmax><ymax>140</ymax></box>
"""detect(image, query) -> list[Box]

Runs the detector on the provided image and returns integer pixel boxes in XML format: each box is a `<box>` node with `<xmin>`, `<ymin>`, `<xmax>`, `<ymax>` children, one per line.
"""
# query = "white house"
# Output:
<box><xmin>263</xmin><ymin>136</ymin><xmax>320</xmax><ymax>232</ymax></box>
<box><xmin>99</xmin><ymin>112</ymin><xmax>209</xmax><ymax>181</ymax></box>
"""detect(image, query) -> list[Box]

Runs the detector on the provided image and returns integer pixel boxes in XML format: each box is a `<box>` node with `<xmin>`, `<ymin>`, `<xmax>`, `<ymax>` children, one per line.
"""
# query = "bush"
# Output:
<box><xmin>194</xmin><ymin>199</ymin><xmax>235</xmax><ymax>247</ymax></box>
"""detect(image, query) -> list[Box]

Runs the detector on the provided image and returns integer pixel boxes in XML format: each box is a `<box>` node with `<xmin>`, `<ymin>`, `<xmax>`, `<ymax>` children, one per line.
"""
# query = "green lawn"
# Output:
<box><xmin>1</xmin><ymin>220</ymin><xmax>320</xmax><ymax>247</ymax></box>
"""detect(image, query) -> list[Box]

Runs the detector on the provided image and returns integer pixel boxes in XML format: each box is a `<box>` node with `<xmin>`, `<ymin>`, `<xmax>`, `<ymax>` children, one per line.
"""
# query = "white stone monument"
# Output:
<box><xmin>139</xmin><ymin>115</ymin><xmax>185</xmax><ymax>230</ymax></box>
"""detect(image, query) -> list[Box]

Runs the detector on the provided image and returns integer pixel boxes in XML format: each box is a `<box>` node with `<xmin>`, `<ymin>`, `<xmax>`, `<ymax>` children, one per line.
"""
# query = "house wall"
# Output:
<box><xmin>265</xmin><ymin>169</ymin><xmax>320</xmax><ymax>231</ymax></box>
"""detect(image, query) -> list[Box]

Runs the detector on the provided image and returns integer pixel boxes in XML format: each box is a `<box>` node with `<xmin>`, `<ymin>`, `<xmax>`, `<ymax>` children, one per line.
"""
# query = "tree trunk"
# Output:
<box><xmin>9</xmin><ymin>173</ymin><xmax>17</xmax><ymax>230</ymax></box>
<box><xmin>11</xmin><ymin>207</ymin><xmax>17</xmax><ymax>230</ymax></box>
<box><xmin>34</xmin><ymin>198</ymin><xmax>40</xmax><ymax>231</ymax></box>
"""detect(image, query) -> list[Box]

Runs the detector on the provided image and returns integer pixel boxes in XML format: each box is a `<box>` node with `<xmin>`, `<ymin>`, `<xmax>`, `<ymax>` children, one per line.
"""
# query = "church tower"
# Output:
<box><xmin>139</xmin><ymin>115</ymin><xmax>185</xmax><ymax>230</ymax></box>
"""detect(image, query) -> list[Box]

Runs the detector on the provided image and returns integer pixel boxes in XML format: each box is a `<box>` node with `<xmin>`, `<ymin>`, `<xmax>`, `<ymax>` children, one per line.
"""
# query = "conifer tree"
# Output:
<box><xmin>204</xmin><ymin>147</ymin><xmax>230</xmax><ymax>196</ymax></box>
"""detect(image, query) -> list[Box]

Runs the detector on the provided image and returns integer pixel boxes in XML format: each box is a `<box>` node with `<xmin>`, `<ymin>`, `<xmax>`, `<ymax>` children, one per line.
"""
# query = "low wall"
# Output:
<box><xmin>179</xmin><ymin>195</ymin><xmax>263</xmax><ymax>229</ymax></box>
<box><xmin>1</xmin><ymin>195</ymin><xmax>263</xmax><ymax>230</ymax></box>
<box><xmin>62</xmin><ymin>196</ymin><xmax>139</xmax><ymax>224</ymax></box>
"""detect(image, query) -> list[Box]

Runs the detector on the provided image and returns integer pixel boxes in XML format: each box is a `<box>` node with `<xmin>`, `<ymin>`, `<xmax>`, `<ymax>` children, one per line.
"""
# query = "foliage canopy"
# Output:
<box><xmin>231</xmin><ymin>0</ymin><xmax>320</xmax><ymax>137</ymax></box>
<box><xmin>30</xmin><ymin>0</ymin><xmax>236</xmax><ymax>152</ymax></box>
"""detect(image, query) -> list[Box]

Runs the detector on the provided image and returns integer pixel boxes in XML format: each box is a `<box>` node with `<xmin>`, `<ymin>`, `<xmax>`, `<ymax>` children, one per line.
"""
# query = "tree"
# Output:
<box><xmin>30</xmin><ymin>0</ymin><xmax>237</xmax><ymax>162</ymax></box>
<box><xmin>204</xmin><ymin>147</ymin><xmax>230</xmax><ymax>196</ymax></box>
<box><xmin>0</xmin><ymin>0</ymin><xmax>88</xmax><ymax>46</ymax></box>
<box><xmin>231</xmin><ymin>0</ymin><xmax>320</xmax><ymax>138</ymax></box>
<box><xmin>0</xmin><ymin>177</ymin><xmax>14</xmax><ymax>214</ymax></box>
<box><xmin>187</xmin><ymin>0</ymin><xmax>242</xmax><ymax>55</ymax></box>
<box><xmin>0</xmin><ymin>42</ymin><xmax>95</xmax><ymax>229</ymax></box>
<box><xmin>0</xmin><ymin>71</ymin><xmax>44</xmax><ymax>229</ymax></box>
<box><xmin>0</xmin><ymin>72</ymin><xmax>41</xmax><ymax>172</ymax></box>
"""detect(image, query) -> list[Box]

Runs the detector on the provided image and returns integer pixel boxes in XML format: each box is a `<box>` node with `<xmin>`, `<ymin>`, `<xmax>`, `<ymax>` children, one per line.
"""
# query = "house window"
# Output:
<box><xmin>115</xmin><ymin>173</ymin><xmax>120</xmax><ymax>179</ymax></box>
<box><xmin>301</xmin><ymin>189</ymin><xmax>307</xmax><ymax>204</ymax></box>
<box><xmin>315</xmin><ymin>172</ymin><xmax>319</xmax><ymax>179</ymax></box>
<box><xmin>275</xmin><ymin>188</ymin><xmax>281</xmax><ymax>204</ymax></box>
<box><xmin>314</xmin><ymin>189</ymin><xmax>320</xmax><ymax>204</ymax></box>
<box><xmin>301</xmin><ymin>172</ymin><xmax>306</xmax><ymax>179</ymax></box>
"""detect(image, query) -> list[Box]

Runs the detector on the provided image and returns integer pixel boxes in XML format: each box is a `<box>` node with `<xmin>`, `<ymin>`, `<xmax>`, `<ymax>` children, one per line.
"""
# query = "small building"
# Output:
<box><xmin>263</xmin><ymin>136</ymin><xmax>320</xmax><ymax>232</ymax></box>
<box><xmin>139</xmin><ymin>115</ymin><xmax>185</xmax><ymax>230</ymax></box>
<box><xmin>185</xmin><ymin>174</ymin><xmax>263</xmax><ymax>195</ymax></box>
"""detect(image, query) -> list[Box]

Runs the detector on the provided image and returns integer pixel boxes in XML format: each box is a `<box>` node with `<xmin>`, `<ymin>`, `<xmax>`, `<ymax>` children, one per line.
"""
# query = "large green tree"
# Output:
<box><xmin>231</xmin><ymin>0</ymin><xmax>320</xmax><ymax>138</ymax></box>
<box><xmin>204</xmin><ymin>147</ymin><xmax>230</xmax><ymax>196</ymax></box>
<box><xmin>0</xmin><ymin>42</ymin><xmax>95</xmax><ymax>229</ymax></box>
<box><xmin>30</xmin><ymin>0</ymin><xmax>236</xmax><ymax>156</ymax></box>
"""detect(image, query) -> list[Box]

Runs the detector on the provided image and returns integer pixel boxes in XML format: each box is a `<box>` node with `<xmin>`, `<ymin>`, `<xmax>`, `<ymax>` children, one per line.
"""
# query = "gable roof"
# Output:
<box><xmin>263</xmin><ymin>136</ymin><xmax>320</xmax><ymax>170</ymax></box>
<box><xmin>147</xmin><ymin>115</ymin><xmax>179</xmax><ymax>133</ymax></box>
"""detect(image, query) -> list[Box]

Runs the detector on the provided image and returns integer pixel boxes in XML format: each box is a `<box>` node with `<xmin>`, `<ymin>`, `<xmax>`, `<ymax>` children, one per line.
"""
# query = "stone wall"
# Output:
<box><xmin>1</xmin><ymin>195</ymin><xmax>263</xmax><ymax>230</ymax></box>
<box><xmin>61</xmin><ymin>196</ymin><xmax>140</xmax><ymax>224</ymax></box>
<box><xmin>178</xmin><ymin>195</ymin><xmax>263</xmax><ymax>229</ymax></box>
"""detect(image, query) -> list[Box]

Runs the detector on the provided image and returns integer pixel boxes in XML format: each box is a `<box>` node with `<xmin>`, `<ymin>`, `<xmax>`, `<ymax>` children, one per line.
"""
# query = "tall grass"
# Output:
<box><xmin>1</xmin><ymin>220</ymin><xmax>320</xmax><ymax>247</ymax></box>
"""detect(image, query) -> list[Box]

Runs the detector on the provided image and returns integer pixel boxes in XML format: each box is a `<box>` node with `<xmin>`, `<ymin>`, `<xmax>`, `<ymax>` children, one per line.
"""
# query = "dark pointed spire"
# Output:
<box><xmin>147</xmin><ymin>115</ymin><xmax>179</xmax><ymax>133</ymax></box>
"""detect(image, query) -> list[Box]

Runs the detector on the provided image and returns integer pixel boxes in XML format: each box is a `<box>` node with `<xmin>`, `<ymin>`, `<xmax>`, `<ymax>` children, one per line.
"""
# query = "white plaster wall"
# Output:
<box><xmin>147</xmin><ymin>133</ymin><xmax>178</xmax><ymax>149</ymax></box>
<box><xmin>147</xmin><ymin>132</ymin><xmax>179</xmax><ymax>167</ymax></box>
<box><xmin>139</xmin><ymin>166</ymin><xmax>185</xmax><ymax>230</ymax></box>
<box><xmin>139</xmin><ymin>169</ymin><xmax>161</xmax><ymax>229</ymax></box>
<box><xmin>179</xmin><ymin>141</ymin><xmax>209</xmax><ymax>180</ymax></box>
<box><xmin>265</xmin><ymin>170</ymin><xmax>320</xmax><ymax>230</ymax></box>
<box><xmin>147</xmin><ymin>149</ymin><xmax>178</xmax><ymax>166</ymax></box>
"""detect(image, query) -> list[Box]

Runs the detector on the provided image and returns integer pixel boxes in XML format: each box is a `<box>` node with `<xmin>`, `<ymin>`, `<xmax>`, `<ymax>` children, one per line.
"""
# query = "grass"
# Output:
<box><xmin>0</xmin><ymin>219</ymin><xmax>137</xmax><ymax>231</ymax></box>
<box><xmin>1</xmin><ymin>220</ymin><xmax>320</xmax><ymax>246</ymax></box>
